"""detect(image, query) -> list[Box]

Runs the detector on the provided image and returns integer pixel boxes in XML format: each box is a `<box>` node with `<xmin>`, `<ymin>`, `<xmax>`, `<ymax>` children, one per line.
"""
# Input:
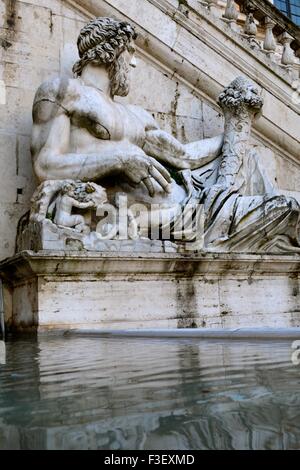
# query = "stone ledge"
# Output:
<box><xmin>63</xmin><ymin>327</ymin><xmax>300</xmax><ymax>339</ymax></box>
<box><xmin>1</xmin><ymin>250</ymin><xmax>300</xmax><ymax>283</ymax></box>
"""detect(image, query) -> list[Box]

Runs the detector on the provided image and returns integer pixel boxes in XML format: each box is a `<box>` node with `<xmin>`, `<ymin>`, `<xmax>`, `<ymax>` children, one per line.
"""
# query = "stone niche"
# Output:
<box><xmin>0</xmin><ymin>0</ymin><xmax>300</xmax><ymax>333</ymax></box>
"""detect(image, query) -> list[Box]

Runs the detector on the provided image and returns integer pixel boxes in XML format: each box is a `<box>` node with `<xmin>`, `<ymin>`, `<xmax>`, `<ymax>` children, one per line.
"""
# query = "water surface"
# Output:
<box><xmin>0</xmin><ymin>336</ymin><xmax>299</xmax><ymax>450</ymax></box>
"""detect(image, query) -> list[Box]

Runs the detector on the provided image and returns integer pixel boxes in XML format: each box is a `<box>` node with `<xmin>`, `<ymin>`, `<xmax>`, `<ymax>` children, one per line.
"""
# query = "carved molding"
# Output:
<box><xmin>64</xmin><ymin>0</ymin><xmax>297</xmax><ymax>99</ymax></box>
<box><xmin>1</xmin><ymin>250</ymin><xmax>300</xmax><ymax>284</ymax></box>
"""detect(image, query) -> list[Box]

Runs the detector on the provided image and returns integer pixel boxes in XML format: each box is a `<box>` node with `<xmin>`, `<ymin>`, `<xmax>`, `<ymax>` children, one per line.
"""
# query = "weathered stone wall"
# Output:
<box><xmin>0</xmin><ymin>0</ymin><xmax>299</xmax><ymax>261</ymax></box>
<box><xmin>0</xmin><ymin>0</ymin><xmax>87</xmax><ymax>259</ymax></box>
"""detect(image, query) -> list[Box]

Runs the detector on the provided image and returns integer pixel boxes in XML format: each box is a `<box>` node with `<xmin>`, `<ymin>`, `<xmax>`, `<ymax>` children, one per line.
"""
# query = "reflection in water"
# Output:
<box><xmin>0</xmin><ymin>336</ymin><xmax>299</xmax><ymax>449</ymax></box>
<box><xmin>0</xmin><ymin>341</ymin><xmax>5</xmax><ymax>365</ymax></box>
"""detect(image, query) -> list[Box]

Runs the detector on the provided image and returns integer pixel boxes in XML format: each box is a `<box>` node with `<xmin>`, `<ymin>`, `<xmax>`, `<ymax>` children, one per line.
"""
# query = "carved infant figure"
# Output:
<box><xmin>54</xmin><ymin>182</ymin><xmax>99</xmax><ymax>233</ymax></box>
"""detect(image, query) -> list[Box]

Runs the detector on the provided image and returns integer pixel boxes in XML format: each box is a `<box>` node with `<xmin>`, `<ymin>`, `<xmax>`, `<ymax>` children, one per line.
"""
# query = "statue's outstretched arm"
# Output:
<box><xmin>143</xmin><ymin>129</ymin><xmax>224</xmax><ymax>170</ymax></box>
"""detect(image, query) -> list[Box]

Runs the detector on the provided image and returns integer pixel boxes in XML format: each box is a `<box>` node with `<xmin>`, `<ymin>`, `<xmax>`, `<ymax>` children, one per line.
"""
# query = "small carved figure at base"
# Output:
<box><xmin>30</xmin><ymin>180</ymin><xmax>107</xmax><ymax>235</ymax></box>
<box><xmin>54</xmin><ymin>182</ymin><xmax>97</xmax><ymax>233</ymax></box>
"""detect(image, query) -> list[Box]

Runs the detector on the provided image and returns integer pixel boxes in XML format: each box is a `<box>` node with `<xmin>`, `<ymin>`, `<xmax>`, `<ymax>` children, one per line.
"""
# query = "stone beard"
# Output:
<box><xmin>108</xmin><ymin>53</ymin><xmax>131</xmax><ymax>97</ymax></box>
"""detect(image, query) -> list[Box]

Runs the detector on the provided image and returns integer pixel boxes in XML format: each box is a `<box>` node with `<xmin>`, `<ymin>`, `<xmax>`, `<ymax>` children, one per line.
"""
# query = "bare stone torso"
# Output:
<box><xmin>63</xmin><ymin>80</ymin><xmax>187</xmax><ymax>206</ymax></box>
<box><xmin>31</xmin><ymin>77</ymin><xmax>188</xmax><ymax>210</ymax></box>
<box><xmin>69</xmin><ymin>83</ymin><xmax>147</xmax><ymax>151</ymax></box>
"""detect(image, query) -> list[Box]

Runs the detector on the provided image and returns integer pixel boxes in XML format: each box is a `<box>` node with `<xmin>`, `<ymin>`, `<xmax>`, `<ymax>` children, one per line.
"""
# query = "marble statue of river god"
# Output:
<box><xmin>27</xmin><ymin>16</ymin><xmax>300</xmax><ymax>254</ymax></box>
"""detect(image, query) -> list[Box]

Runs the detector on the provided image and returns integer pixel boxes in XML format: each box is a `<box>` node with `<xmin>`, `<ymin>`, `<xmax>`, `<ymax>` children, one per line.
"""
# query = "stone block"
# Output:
<box><xmin>17</xmin><ymin>0</ymin><xmax>63</xmax><ymax>15</ymax></box>
<box><xmin>176</xmin><ymin>84</ymin><xmax>203</xmax><ymax>119</ymax></box>
<box><xmin>0</xmin><ymin>251</ymin><xmax>299</xmax><ymax>332</ymax></box>
<box><xmin>15</xmin><ymin>135</ymin><xmax>35</xmax><ymax>205</ymax></box>
<box><xmin>150</xmin><ymin>112</ymin><xmax>204</xmax><ymax>141</ymax></box>
<box><xmin>0</xmin><ymin>202</ymin><xmax>28</xmax><ymax>259</ymax></box>
<box><xmin>0</xmin><ymin>86</ymin><xmax>33</xmax><ymax>134</ymax></box>
<box><xmin>0</xmin><ymin>134</ymin><xmax>17</xmax><ymax>204</ymax></box>
<box><xmin>202</xmin><ymin>102</ymin><xmax>224</xmax><ymax>138</ymax></box>
<box><xmin>107</xmin><ymin>0</ymin><xmax>178</xmax><ymax>46</ymax></box>
<box><xmin>276</xmin><ymin>157</ymin><xmax>300</xmax><ymax>192</ymax></box>
<box><xmin>118</xmin><ymin>58</ymin><xmax>178</xmax><ymax>114</ymax></box>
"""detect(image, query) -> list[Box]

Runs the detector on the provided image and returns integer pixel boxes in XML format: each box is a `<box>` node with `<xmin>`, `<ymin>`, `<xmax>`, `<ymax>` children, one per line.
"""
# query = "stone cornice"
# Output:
<box><xmin>153</xmin><ymin>0</ymin><xmax>297</xmax><ymax>89</ymax></box>
<box><xmin>68</xmin><ymin>0</ymin><xmax>297</xmax><ymax>96</ymax></box>
<box><xmin>1</xmin><ymin>251</ymin><xmax>300</xmax><ymax>285</ymax></box>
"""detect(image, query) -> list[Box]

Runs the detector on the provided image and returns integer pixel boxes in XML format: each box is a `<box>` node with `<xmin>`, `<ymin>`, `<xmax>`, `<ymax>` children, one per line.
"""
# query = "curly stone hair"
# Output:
<box><xmin>72</xmin><ymin>17</ymin><xmax>137</xmax><ymax>78</ymax></box>
<box><xmin>218</xmin><ymin>76</ymin><xmax>263</xmax><ymax>111</ymax></box>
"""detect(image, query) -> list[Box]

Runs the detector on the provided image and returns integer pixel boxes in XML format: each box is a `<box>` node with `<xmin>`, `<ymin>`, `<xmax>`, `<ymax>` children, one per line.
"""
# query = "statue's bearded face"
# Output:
<box><xmin>109</xmin><ymin>42</ymin><xmax>136</xmax><ymax>97</ymax></box>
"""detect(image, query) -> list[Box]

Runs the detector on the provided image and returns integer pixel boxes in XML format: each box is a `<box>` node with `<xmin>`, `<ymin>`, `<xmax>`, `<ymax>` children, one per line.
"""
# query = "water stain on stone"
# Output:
<box><xmin>49</xmin><ymin>10</ymin><xmax>54</xmax><ymax>35</ymax></box>
<box><xmin>175</xmin><ymin>272</ymin><xmax>198</xmax><ymax>329</ymax></box>
<box><xmin>0</xmin><ymin>38</ymin><xmax>12</xmax><ymax>50</ymax></box>
<box><xmin>170</xmin><ymin>82</ymin><xmax>180</xmax><ymax>138</ymax></box>
<box><xmin>5</xmin><ymin>0</ymin><xmax>18</xmax><ymax>30</ymax></box>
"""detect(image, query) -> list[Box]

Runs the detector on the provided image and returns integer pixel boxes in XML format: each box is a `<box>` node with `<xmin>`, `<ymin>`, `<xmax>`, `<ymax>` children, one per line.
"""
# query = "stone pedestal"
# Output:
<box><xmin>0</xmin><ymin>251</ymin><xmax>299</xmax><ymax>333</ymax></box>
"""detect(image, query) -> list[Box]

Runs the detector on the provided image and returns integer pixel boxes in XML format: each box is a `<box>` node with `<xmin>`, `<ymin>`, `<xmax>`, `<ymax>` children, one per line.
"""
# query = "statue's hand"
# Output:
<box><xmin>122</xmin><ymin>154</ymin><xmax>172</xmax><ymax>197</ymax></box>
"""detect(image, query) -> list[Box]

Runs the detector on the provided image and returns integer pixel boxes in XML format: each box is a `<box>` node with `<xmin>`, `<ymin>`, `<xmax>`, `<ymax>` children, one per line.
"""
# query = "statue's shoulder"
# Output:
<box><xmin>33</xmin><ymin>77</ymin><xmax>81</xmax><ymax>122</ymax></box>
